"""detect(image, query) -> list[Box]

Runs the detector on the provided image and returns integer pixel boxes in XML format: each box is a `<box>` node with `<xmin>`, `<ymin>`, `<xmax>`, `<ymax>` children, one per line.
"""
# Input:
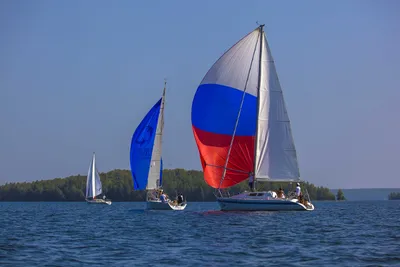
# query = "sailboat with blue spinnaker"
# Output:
<box><xmin>130</xmin><ymin>82</ymin><xmax>187</xmax><ymax>210</ymax></box>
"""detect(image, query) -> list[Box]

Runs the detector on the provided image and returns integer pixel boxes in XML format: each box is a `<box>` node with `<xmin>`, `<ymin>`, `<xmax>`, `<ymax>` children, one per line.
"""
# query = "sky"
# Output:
<box><xmin>1</xmin><ymin>0</ymin><xmax>399</xmax><ymax>189</ymax></box>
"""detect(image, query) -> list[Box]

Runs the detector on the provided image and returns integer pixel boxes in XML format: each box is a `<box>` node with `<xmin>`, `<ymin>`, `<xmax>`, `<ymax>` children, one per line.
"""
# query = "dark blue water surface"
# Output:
<box><xmin>0</xmin><ymin>201</ymin><xmax>399</xmax><ymax>267</ymax></box>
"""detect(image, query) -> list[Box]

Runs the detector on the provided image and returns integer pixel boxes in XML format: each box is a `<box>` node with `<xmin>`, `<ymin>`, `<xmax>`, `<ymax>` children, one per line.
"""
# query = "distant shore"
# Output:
<box><xmin>0</xmin><ymin>168</ymin><xmax>336</xmax><ymax>202</ymax></box>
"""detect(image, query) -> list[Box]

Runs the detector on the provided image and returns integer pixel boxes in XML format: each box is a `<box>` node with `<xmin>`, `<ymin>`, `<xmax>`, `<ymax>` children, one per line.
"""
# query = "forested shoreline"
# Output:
<box><xmin>0</xmin><ymin>169</ymin><xmax>336</xmax><ymax>201</ymax></box>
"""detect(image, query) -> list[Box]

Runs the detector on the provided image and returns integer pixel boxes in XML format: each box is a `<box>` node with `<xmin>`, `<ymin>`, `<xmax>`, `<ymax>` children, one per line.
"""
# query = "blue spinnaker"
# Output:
<box><xmin>130</xmin><ymin>98</ymin><xmax>162</xmax><ymax>190</ymax></box>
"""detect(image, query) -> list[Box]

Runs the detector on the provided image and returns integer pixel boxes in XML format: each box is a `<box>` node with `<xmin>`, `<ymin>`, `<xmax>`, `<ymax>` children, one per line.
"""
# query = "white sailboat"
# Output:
<box><xmin>191</xmin><ymin>25</ymin><xmax>314</xmax><ymax>211</ymax></box>
<box><xmin>130</xmin><ymin>81</ymin><xmax>187</xmax><ymax>211</ymax></box>
<box><xmin>85</xmin><ymin>152</ymin><xmax>112</xmax><ymax>205</ymax></box>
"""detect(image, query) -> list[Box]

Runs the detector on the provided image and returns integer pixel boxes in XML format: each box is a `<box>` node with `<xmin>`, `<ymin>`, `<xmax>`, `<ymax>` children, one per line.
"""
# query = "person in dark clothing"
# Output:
<box><xmin>177</xmin><ymin>193</ymin><xmax>184</xmax><ymax>204</ymax></box>
<box><xmin>248</xmin><ymin>172</ymin><xmax>255</xmax><ymax>192</ymax></box>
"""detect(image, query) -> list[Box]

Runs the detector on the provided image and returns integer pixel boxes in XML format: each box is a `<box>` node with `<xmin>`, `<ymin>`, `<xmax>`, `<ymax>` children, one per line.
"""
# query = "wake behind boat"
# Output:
<box><xmin>191</xmin><ymin>25</ymin><xmax>314</xmax><ymax>211</ymax></box>
<box><xmin>86</xmin><ymin>198</ymin><xmax>112</xmax><ymax>205</ymax></box>
<box><xmin>130</xmin><ymin>81</ymin><xmax>187</xmax><ymax>211</ymax></box>
<box><xmin>85</xmin><ymin>153</ymin><xmax>112</xmax><ymax>205</ymax></box>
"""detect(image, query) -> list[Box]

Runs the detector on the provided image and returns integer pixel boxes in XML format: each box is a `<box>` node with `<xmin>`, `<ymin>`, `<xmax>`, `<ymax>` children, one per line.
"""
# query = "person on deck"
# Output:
<box><xmin>295</xmin><ymin>183</ymin><xmax>303</xmax><ymax>203</ymax></box>
<box><xmin>295</xmin><ymin>183</ymin><xmax>301</xmax><ymax>197</ymax></box>
<box><xmin>277</xmin><ymin>187</ymin><xmax>285</xmax><ymax>199</ymax></box>
<box><xmin>177</xmin><ymin>193</ymin><xmax>184</xmax><ymax>205</ymax></box>
<box><xmin>156</xmin><ymin>189</ymin><xmax>161</xmax><ymax>199</ymax></box>
<box><xmin>248</xmin><ymin>172</ymin><xmax>255</xmax><ymax>192</ymax></box>
<box><xmin>160</xmin><ymin>191</ymin><xmax>168</xmax><ymax>203</ymax></box>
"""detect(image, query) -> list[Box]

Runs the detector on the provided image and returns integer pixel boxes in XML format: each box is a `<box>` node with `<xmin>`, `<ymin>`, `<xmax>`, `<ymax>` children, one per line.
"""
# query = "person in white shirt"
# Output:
<box><xmin>296</xmin><ymin>182</ymin><xmax>305</xmax><ymax>204</ymax></box>
<box><xmin>160</xmin><ymin>193</ymin><xmax>167</xmax><ymax>203</ymax></box>
<box><xmin>295</xmin><ymin>183</ymin><xmax>301</xmax><ymax>197</ymax></box>
<box><xmin>158</xmin><ymin>189</ymin><xmax>167</xmax><ymax>203</ymax></box>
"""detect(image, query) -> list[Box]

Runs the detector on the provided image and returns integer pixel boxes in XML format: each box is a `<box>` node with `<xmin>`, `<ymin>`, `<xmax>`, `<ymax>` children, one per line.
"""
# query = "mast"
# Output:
<box><xmin>158</xmin><ymin>80</ymin><xmax>166</xmax><ymax>189</ymax></box>
<box><xmin>162</xmin><ymin>80</ymin><xmax>166</xmax><ymax>108</ymax></box>
<box><xmin>92</xmin><ymin>152</ymin><xmax>96</xmax><ymax>198</ymax></box>
<box><xmin>252</xmin><ymin>24</ymin><xmax>264</xmax><ymax>191</ymax></box>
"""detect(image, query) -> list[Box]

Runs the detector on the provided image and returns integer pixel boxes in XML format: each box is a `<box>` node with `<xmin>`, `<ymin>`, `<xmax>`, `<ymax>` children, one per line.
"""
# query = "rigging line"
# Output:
<box><xmin>218</xmin><ymin>29</ymin><xmax>261</xmax><ymax>190</ymax></box>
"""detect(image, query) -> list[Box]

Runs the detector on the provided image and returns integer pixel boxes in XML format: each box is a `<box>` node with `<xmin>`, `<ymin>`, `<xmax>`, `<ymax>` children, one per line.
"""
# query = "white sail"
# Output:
<box><xmin>254</xmin><ymin>31</ymin><xmax>300</xmax><ymax>181</ymax></box>
<box><xmin>86</xmin><ymin>153</ymin><xmax>103</xmax><ymax>198</ymax></box>
<box><xmin>146</xmin><ymin>85</ymin><xmax>165</xmax><ymax>190</ymax></box>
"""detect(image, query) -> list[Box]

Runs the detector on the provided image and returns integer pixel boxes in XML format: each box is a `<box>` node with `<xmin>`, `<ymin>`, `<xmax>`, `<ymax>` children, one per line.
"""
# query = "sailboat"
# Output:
<box><xmin>130</xmin><ymin>82</ymin><xmax>187</xmax><ymax>211</ymax></box>
<box><xmin>191</xmin><ymin>25</ymin><xmax>314</xmax><ymax>211</ymax></box>
<box><xmin>85</xmin><ymin>152</ymin><xmax>112</xmax><ymax>205</ymax></box>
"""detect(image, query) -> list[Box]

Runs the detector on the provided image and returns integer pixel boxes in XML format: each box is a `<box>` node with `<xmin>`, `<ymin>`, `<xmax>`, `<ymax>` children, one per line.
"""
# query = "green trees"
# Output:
<box><xmin>0</xmin><ymin>169</ymin><xmax>336</xmax><ymax>201</ymax></box>
<box><xmin>336</xmin><ymin>189</ymin><xmax>346</xmax><ymax>201</ymax></box>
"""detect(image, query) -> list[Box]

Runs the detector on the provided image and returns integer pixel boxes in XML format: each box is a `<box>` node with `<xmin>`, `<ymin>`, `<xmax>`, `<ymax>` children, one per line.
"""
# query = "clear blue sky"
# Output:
<box><xmin>1</xmin><ymin>0</ymin><xmax>399</xmax><ymax>189</ymax></box>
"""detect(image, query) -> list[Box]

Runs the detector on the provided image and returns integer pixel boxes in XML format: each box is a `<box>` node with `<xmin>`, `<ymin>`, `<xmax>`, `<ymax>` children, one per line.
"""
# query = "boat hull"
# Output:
<box><xmin>86</xmin><ymin>199</ymin><xmax>112</xmax><ymax>205</ymax></box>
<box><xmin>217</xmin><ymin>194</ymin><xmax>314</xmax><ymax>211</ymax></box>
<box><xmin>146</xmin><ymin>200</ymin><xmax>187</xmax><ymax>210</ymax></box>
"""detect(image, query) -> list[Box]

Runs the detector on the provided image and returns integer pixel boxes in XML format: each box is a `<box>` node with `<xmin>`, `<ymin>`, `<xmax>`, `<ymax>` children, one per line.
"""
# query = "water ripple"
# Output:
<box><xmin>0</xmin><ymin>201</ymin><xmax>399</xmax><ymax>266</ymax></box>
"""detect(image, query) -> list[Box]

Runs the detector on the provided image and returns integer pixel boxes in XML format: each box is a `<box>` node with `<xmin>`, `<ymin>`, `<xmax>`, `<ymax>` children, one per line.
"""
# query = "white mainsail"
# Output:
<box><xmin>254</xmin><ymin>30</ymin><xmax>300</xmax><ymax>181</ymax></box>
<box><xmin>85</xmin><ymin>153</ymin><xmax>102</xmax><ymax>198</ymax></box>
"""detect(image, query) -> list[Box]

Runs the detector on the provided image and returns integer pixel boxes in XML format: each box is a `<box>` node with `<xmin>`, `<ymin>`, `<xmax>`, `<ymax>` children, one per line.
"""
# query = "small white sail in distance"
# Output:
<box><xmin>85</xmin><ymin>152</ymin><xmax>102</xmax><ymax>199</ymax></box>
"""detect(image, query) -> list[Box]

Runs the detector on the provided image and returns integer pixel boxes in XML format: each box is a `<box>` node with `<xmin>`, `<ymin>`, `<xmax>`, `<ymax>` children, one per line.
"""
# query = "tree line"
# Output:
<box><xmin>0</xmin><ymin>168</ymin><xmax>336</xmax><ymax>201</ymax></box>
<box><xmin>336</xmin><ymin>189</ymin><xmax>346</xmax><ymax>201</ymax></box>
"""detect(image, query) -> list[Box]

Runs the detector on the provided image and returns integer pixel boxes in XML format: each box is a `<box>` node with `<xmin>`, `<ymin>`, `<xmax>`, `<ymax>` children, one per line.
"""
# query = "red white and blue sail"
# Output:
<box><xmin>191</xmin><ymin>26</ymin><xmax>300</xmax><ymax>189</ymax></box>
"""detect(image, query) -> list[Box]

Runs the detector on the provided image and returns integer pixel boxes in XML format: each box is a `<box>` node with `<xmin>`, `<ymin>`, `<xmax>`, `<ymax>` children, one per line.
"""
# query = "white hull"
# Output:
<box><xmin>146</xmin><ymin>200</ymin><xmax>187</xmax><ymax>211</ymax></box>
<box><xmin>86</xmin><ymin>199</ymin><xmax>112</xmax><ymax>205</ymax></box>
<box><xmin>217</xmin><ymin>191</ymin><xmax>314</xmax><ymax>211</ymax></box>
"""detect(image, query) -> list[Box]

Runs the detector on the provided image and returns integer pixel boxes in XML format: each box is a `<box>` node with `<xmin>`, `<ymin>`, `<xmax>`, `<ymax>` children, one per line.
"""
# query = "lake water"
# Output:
<box><xmin>0</xmin><ymin>201</ymin><xmax>399</xmax><ymax>266</ymax></box>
